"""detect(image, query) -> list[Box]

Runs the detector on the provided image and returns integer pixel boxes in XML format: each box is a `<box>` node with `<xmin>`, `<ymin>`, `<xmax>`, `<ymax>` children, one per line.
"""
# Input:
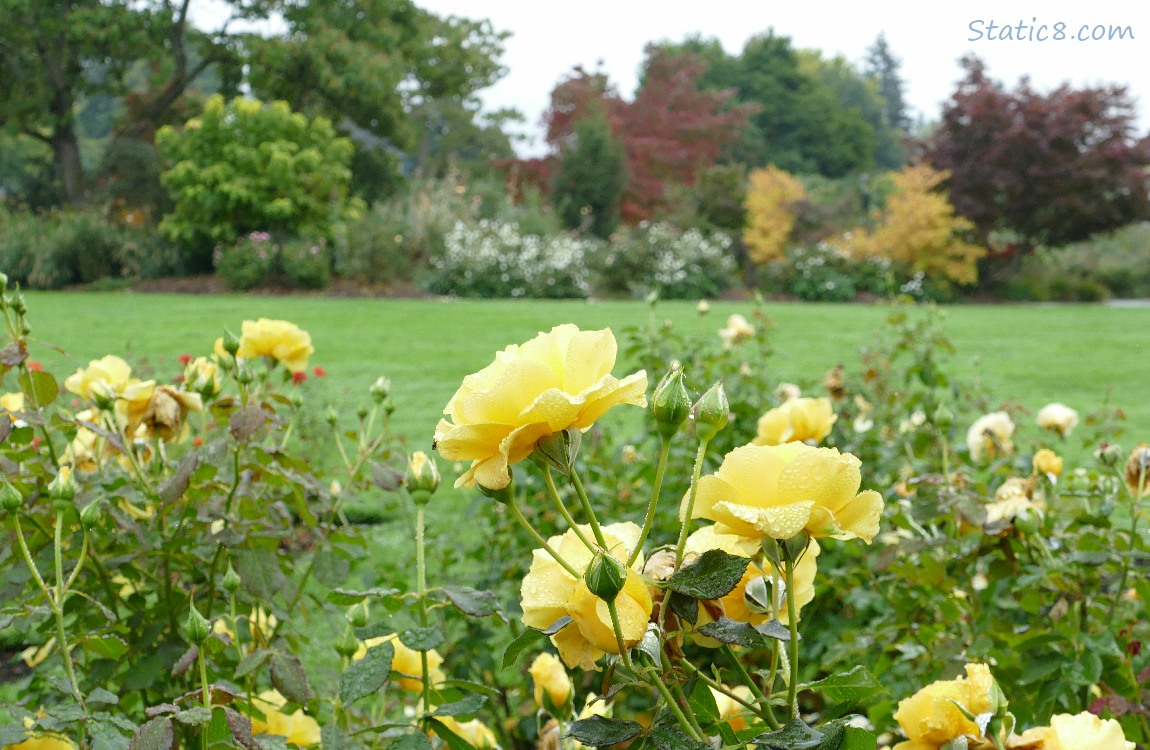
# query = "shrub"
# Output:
<box><xmin>426</xmin><ymin>220</ymin><xmax>599</xmax><ymax>298</ymax></box>
<box><xmin>596</xmin><ymin>221</ymin><xmax>737</xmax><ymax>299</ymax></box>
<box><xmin>743</xmin><ymin>165</ymin><xmax>806</xmax><ymax>264</ymax></box>
<box><xmin>213</xmin><ymin>231</ymin><xmax>274</xmax><ymax>291</ymax></box>
<box><xmin>280</xmin><ymin>238</ymin><xmax>331</xmax><ymax>290</ymax></box>
<box><xmin>157</xmin><ymin>95</ymin><xmax>360</xmax><ymax>271</ymax></box>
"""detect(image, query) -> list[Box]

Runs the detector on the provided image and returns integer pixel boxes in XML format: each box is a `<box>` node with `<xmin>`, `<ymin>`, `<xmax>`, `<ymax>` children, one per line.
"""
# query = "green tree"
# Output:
<box><xmin>552</xmin><ymin>113</ymin><xmax>627</xmax><ymax>238</ymax></box>
<box><xmin>156</xmin><ymin>95</ymin><xmax>357</xmax><ymax>269</ymax></box>
<box><xmin>802</xmin><ymin>51</ymin><xmax>904</xmax><ymax>170</ymax></box>
<box><xmin>864</xmin><ymin>33</ymin><xmax>911</xmax><ymax>132</ymax></box>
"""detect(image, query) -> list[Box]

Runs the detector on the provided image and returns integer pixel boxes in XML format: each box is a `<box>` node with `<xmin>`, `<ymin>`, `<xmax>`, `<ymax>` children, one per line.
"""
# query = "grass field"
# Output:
<box><xmin>23</xmin><ymin>292</ymin><xmax>1149</xmax><ymax>450</ymax></box>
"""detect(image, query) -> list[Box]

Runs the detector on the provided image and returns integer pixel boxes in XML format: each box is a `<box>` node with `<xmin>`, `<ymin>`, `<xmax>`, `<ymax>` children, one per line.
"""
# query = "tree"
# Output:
<box><xmin>743</xmin><ymin>165</ymin><xmax>807</xmax><ymax>264</ymax></box>
<box><xmin>552</xmin><ymin>113</ymin><xmax>626</xmax><ymax>238</ymax></box>
<box><xmin>929</xmin><ymin>56</ymin><xmax>1150</xmax><ymax>258</ymax></box>
<box><xmin>806</xmin><ymin>51</ymin><xmax>904</xmax><ymax>170</ymax></box>
<box><xmin>863</xmin><ymin>33</ymin><xmax>910</xmax><ymax>132</ymax></box>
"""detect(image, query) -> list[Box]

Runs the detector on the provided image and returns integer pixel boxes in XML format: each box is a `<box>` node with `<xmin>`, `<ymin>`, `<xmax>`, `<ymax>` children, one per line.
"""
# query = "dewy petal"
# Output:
<box><xmin>571</xmin><ymin>371</ymin><xmax>649</xmax><ymax>429</ymax></box>
<box><xmin>826</xmin><ymin>490</ymin><xmax>884</xmax><ymax>543</ymax></box>
<box><xmin>460</xmin><ymin>357</ymin><xmax>559</xmax><ymax>425</ymax></box>
<box><xmin>551</xmin><ymin>620</ymin><xmax>602</xmax><ymax>671</ymax></box>
<box><xmin>711</xmin><ymin>500</ymin><xmax>814</xmax><ymax>540</ymax></box>
<box><xmin>778</xmin><ymin>448</ymin><xmax>863</xmax><ymax>515</ymax></box>
<box><xmin>521</xmin><ymin>549</ymin><xmax>578</xmax><ymax>626</ymax></box>
<box><xmin>561</xmin><ymin>328</ymin><xmax>619</xmax><ymax>393</ymax></box>
<box><xmin>518</xmin><ymin>388</ymin><xmax>586</xmax><ymax>432</ymax></box>
<box><xmin>715</xmin><ymin>444</ymin><xmax>790</xmax><ymax>507</ymax></box>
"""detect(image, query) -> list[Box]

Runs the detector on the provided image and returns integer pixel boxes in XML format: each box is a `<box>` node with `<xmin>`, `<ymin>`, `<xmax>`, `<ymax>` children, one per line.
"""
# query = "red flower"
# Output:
<box><xmin>313</xmin><ymin>366</ymin><xmax>327</xmax><ymax>378</ymax></box>
<box><xmin>28</xmin><ymin>361</ymin><xmax>43</xmax><ymax>371</ymax></box>
<box><xmin>193</xmin><ymin>437</ymin><xmax>203</xmax><ymax>447</ymax></box>
<box><xmin>179</xmin><ymin>353</ymin><xmax>192</xmax><ymax>366</ymax></box>
<box><xmin>292</xmin><ymin>371</ymin><xmax>308</xmax><ymax>385</ymax></box>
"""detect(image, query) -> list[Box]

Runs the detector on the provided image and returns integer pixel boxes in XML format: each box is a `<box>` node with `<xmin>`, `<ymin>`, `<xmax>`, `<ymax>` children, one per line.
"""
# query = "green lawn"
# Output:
<box><xmin>23</xmin><ymin>293</ymin><xmax>1149</xmax><ymax>451</ymax></box>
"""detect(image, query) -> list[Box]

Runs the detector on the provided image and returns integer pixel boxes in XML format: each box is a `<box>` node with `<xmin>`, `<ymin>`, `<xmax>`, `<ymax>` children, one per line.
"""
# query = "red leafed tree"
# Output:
<box><xmin>929</xmin><ymin>55</ymin><xmax>1150</xmax><ymax>259</ymax></box>
<box><xmin>517</xmin><ymin>46</ymin><xmax>755</xmax><ymax>223</ymax></box>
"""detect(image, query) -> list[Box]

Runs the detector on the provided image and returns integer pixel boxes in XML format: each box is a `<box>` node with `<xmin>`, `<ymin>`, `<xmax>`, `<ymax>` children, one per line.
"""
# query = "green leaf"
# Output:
<box><xmin>649</xmin><ymin>713</ymin><xmax>709</xmax><ymax>750</ymax></box>
<box><xmin>327</xmin><ymin>587</ymin><xmax>400</xmax><ymax>606</ymax></box>
<box><xmin>89</xmin><ymin>687</ymin><xmax>121</xmax><ymax>706</ymax></box>
<box><xmin>340</xmin><ymin>641</ymin><xmax>394</xmax><ymax>705</ymax></box>
<box><xmin>175</xmin><ymin>707</ymin><xmax>213</xmax><ymax>726</ymax></box>
<box><xmin>159</xmin><ymin>453</ymin><xmax>199</xmax><ymax>505</ymax></box>
<box><xmin>697</xmin><ymin>617</ymin><xmax>792</xmax><ymax>648</ymax></box>
<box><xmin>312</xmin><ymin>550</ymin><xmax>352</xmax><ymax>589</ymax></box>
<box><xmin>502</xmin><ymin>628</ymin><xmax>547</xmax><ymax>670</ymax></box>
<box><xmin>90</xmin><ymin>721</ymin><xmax>130</xmax><ymax>750</ymax></box>
<box><xmin>668</xmin><ymin>591</ymin><xmax>699</xmax><ymax>625</ymax></box>
<box><xmin>753</xmin><ymin>719</ymin><xmax>823</xmax><ymax>750</ymax></box>
<box><xmin>235</xmin><ymin>548</ymin><xmax>285</xmax><ymax>603</ymax></box>
<box><xmin>687</xmin><ymin>682</ymin><xmax>720</xmax><ymax>726</ymax></box>
<box><xmin>542</xmin><ymin>616</ymin><xmax>572</xmax><ymax>636</ymax></box>
<box><xmin>432</xmin><ymin>694</ymin><xmax>486</xmax><ymax>718</ymax></box>
<box><xmin>320</xmin><ymin>725</ymin><xmax>352</xmax><ymax>750</ymax></box>
<box><xmin>20</xmin><ymin>369</ymin><xmax>58</xmax><ymax>407</ymax></box>
<box><xmin>223</xmin><ymin>707</ymin><xmax>261</xmax><ymax>750</ymax></box>
<box><xmin>128</xmin><ymin>718</ymin><xmax>174</xmax><ymax>750</ymax></box>
<box><xmin>400</xmin><ymin>626</ymin><xmax>444</xmax><ymax>652</ymax></box>
<box><xmin>389</xmin><ymin>734</ymin><xmax>432</xmax><ymax>750</ymax></box>
<box><xmin>0</xmin><ymin>726</ymin><xmax>27</xmax><ymax>748</ymax></box>
<box><xmin>805</xmin><ymin>666</ymin><xmax>883</xmax><ymax>707</ymax></box>
<box><xmin>665</xmin><ymin>549</ymin><xmax>751</xmax><ymax>599</ymax></box>
<box><xmin>424</xmin><ymin>719</ymin><xmax>473</xmax><ymax>750</ymax></box>
<box><xmin>566</xmin><ymin>716</ymin><xmax>644</xmax><ymax>747</ymax></box>
<box><xmin>235</xmin><ymin>649</ymin><xmax>273</xmax><ymax>679</ymax></box>
<box><xmin>441</xmin><ymin>586</ymin><xmax>503</xmax><ymax>618</ymax></box>
<box><xmin>270</xmin><ymin>653</ymin><xmax>312</xmax><ymax>705</ymax></box>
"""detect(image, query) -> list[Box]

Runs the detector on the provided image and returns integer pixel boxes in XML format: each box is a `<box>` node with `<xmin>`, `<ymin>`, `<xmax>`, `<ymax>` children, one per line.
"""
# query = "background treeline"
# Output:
<box><xmin>2</xmin><ymin>1</ymin><xmax>1149</xmax><ymax>301</ymax></box>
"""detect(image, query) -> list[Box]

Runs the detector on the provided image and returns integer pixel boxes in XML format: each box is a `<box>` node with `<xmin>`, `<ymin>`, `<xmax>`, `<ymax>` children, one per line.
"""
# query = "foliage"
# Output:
<box><xmin>425</xmin><ymin>220</ymin><xmax>600</xmax><ymax>298</ymax></box>
<box><xmin>1009</xmin><ymin>223</ymin><xmax>1150</xmax><ymax>300</ymax></box>
<box><xmin>552</xmin><ymin>113</ymin><xmax>627</xmax><ymax>238</ymax></box>
<box><xmin>846</xmin><ymin>164</ymin><xmax>986</xmax><ymax>286</ymax></box>
<box><xmin>0</xmin><ymin>134</ymin><xmax>63</xmax><ymax>210</ymax></box>
<box><xmin>862</xmin><ymin>32</ymin><xmax>911</xmax><ymax>143</ymax></box>
<box><xmin>743</xmin><ymin>166</ymin><xmax>807</xmax><ymax>264</ymax></box>
<box><xmin>928</xmin><ymin>56</ymin><xmax>1150</xmax><ymax>256</ymax></box>
<box><xmin>279</xmin><ymin>239</ymin><xmax>332</xmax><ymax>291</ymax></box>
<box><xmin>213</xmin><ymin>232</ymin><xmax>275</xmax><ymax>291</ymax></box>
<box><xmin>0</xmin><ymin>207</ymin><xmax>175</xmax><ymax>289</ymax></box>
<box><xmin>156</xmin><ymin>96</ymin><xmax>358</xmax><ymax>271</ymax></box>
<box><xmin>594</xmin><ymin>222</ymin><xmax>738</xmax><ymax>299</ymax></box>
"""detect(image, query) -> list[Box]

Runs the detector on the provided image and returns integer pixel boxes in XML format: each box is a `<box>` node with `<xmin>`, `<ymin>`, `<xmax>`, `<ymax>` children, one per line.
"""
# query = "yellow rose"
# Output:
<box><xmin>520</xmin><ymin>522</ymin><xmax>652</xmax><ymax>671</ymax></box>
<box><xmin>63</xmin><ymin>355</ymin><xmax>133</xmax><ymax>402</ymax></box>
<box><xmin>966</xmin><ymin>412</ymin><xmax>1015</xmax><ymax>462</ymax></box>
<box><xmin>753</xmin><ymin>397</ymin><xmax>837</xmax><ymax>446</ymax></box>
<box><xmin>249</xmin><ymin>690</ymin><xmax>320</xmax><ymax>747</ymax></box>
<box><xmin>892</xmin><ymin>663</ymin><xmax>999</xmax><ymax>750</ymax></box>
<box><xmin>432</xmin><ymin>716</ymin><xmax>498</xmax><ymax>749</ymax></box>
<box><xmin>718</xmin><ymin>314</ymin><xmax>755</xmax><ymax>346</ymax></box>
<box><xmin>184</xmin><ymin>356</ymin><xmax>221</xmax><ymax>398</ymax></box>
<box><xmin>709</xmin><ymin>685</ymin><xmax>756</xmax><ymax>732</ymax></box>
<box><xmin>1036</xmin><ymin>402</ymin><xmax>1078</xmax><ymax>438</ymax></box>
<box><xmin>433</xmin><ymin>325</ymin><xmax>647</xmax><ymax>490</ymax></box>
<box><xmin>237</xmin><ymin>319</ymin><xmax>315</xmax><ymax>373</ymax></box>
<box><xmin>1031</xmin><ymin>449</ymin><xmax>1062</xmax><ymax>477</ymax></box>
<box><xmin>686</xmin><ymin>442</ymin><xmax>884</xmax><ymax>543</ymax></box>
<box><xmin>1</xmin><ymin>391</ymin><xmax>24</xmax><ymax>414</ymax></box>
<box><xmin>4</xmin><ymin>716</ymin><xmax>75</xmax><ymax>750</ymax></box>
<box><xmin>1016</xmin><ymin>712</ymin><xmax>1133</xmax><ymax>750</ymax></box>
<box><xmin>354</xmin><ymin>634</ymin><xmax>445</xmax><ymax>693</ymax></box>
<box><xmin>984</xmin><ymin>478</ymin><xmax>1040</xmax><ymax>530</ymax></box>
<box><xmin>529</xmin><ymin>652</ymin><xmax>573</xmax><ymax>711</ymax></box>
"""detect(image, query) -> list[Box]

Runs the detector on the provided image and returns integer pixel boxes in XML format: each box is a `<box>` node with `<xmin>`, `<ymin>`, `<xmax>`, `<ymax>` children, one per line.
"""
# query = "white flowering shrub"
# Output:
<box><xmin>426</xmin><ymin>220</ymin><xmax>601</xmax><ymax>298</ymax></box>
<box><xmin>596</xmin><ymin>222</ymin><xmax>737</xmax><ymax>299</ymax></box>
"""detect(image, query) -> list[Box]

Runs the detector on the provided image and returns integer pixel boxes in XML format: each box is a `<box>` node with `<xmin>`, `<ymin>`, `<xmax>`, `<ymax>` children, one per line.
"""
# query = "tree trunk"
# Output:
<box><xmin>53</xmin><ymin>124</ymin><xmax>85</xmax><ymax>205</ymax></box>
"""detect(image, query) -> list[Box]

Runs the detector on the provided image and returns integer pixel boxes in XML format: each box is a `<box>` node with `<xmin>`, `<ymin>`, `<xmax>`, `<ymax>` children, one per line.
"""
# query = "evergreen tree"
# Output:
<box><xmin>864</xmin><ymin>33</ymin><xmax>911</xmax><ymax>132</ymax></box>
<box><xmin>552</xmin><ymin>113</ymin><xmax>627</xmax><ymax>238</ymax></box>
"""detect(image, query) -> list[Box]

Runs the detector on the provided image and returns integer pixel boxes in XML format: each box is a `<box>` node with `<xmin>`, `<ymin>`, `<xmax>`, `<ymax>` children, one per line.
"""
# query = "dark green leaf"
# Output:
<box><xmin>235</xmin><ymin>548</ymin><xmax>285</xmax><ymax>603</ymax></box>
<box><xmin>159</xmin><ymin>453</ymin><xmax>199</xmax><ymax>505</ymax></box>
<box><xmin>224</xmin><ymin>708</ymin><xmax>262</xmax><ymax>750</ymax></box>
<box><xmin>502</xmin><ymin>628</ymin><xmax>547</xmax><ymax>670</ymax></box>
<box><xmin>432</xmin><ymin>694</ymin><xmax>486</xmax><ymax>718</ymax></box>
<box><xmin>340</xmin><ymin>641</ymin><xmax>393</xmax><ymax>705</ymax></box>
<box><xmin>441</xmin><ymin>586</ymin><xmax>502</xmax><ymax>618</ymax></box>
<box><xmin>389</xmin><ymin>734</ymin><xmax>432</xmax><ymax>750</ymax></box>
<box><xmin>89</xmin><ymin>687</ymin><xmax>120</xmax><ymax>706</ymax></box>
<box><xmin>171</xmin><ymin>645</ymin><xmax>198</xmax><ymax>678</ymax></box>
<box><xmin>687</xmin><ymin>682</ymin><xmax>720</xmax><ymax>726</ymax></box>
<box><xmin>312</xmin><ymin>550</ymin><xmax>352</xmax><ymax>589</ymax></box>
<box><xmin>668</xmin><ymin>592</ymin><xmax>698</xmax><ymax>626</ymax></box>
<box><xmin>805</xmin><ymin>666</ymin><xmax>883</xmax><ymax>707</ymax></box>
<box><xmin>424</xmin><ymin>719</ymin><xmax>473</xmax><ymax>750</ymax></box>
<box><xmin>271</xmin><ymin>653</ymin><xmax>312</xmax><ymax>704</ymax></box>
<box><xmin>175</xmin><ymin>707</ymin><xmax>213</xmax><ymax>726</ymax></box>
<box><xmin>836</xmin><ymin>727</ymin><xmax>877</xmax><ymax>750</ymax></box>
<box><xmin>320</xmin><ymin>725</ymin><xmax>352</xmax><ymax>750</ymax></box>
<box><xmin>235</xmin><ymin>649</ymin><xmax>273</xmax><ymax>679</ymax></box>
<box><xmin>327</xmin><ymin>587</ymin><xmax>400</xmax><ymax>606</ymax></box>
<box><xmin>566</xmin><ymin>716</ymin><xmax>644</xmax><ymax>747</ymax></box>
<box><xmin>90</xmin><ymin>721</ymin><xmax>130</xmax><ymax>750</ymax></box>
<box><xmin>20</xmin><ymin>370</ymin><xmax>58</xmax><ymax>407</ymax></box>
<box><xmin>753</xmin><ymin>719</ymin><xmax>823</xmax><ymax>750</ymax></box>
<box><xmin>400</xmin><ymin>626</ymin><xmax>444</xmax><ymax>652</ymax></box>
<box><xmin>697</xmin><ymin>617</ymin><xmax>792</xmax><ymax>648</ymax></box>
<box><xmin>542</xmin><ymin>616</ymin><xmax>572</xmax><ymax>636</ymax></box>
<box><xmin>665</xmin><ymin>549</ymin><xmax>751</xmax><ymax>599</ymax></box>
<box><xmin>128</xmin><ymin>718</ymin><xmax>174</xmax><ymax>750</ymax></box>
<box><xmin>649</xmin><ymin>713</ymin><xmax>709</xmax><ymax>750</ymax></box>
<box><xmin>0</xmin><ymin>726</ymin><xmax>27</xmax><ymax>748</ymax></box>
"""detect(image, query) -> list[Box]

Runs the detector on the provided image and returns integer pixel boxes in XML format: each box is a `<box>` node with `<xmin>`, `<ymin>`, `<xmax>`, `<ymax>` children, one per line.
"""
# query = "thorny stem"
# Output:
<box><xmin>634</xmin><ymin>648</ymin><xmax>702</xmax><ymax>742</ymax></box>
<box><xmin>628</xmin><ymin>438</ymin><xmax>672</xmax><ymax>568</ymax></box>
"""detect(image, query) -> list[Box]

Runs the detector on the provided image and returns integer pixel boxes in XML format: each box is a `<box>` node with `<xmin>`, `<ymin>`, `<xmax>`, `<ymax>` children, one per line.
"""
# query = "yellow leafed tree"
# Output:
<box><xmin>849</xmin><ymin>165</ymin><xmax>986</xmax><ymax>285</ymax></box>
<box><xmin>744</xmin><ymin>166</ymin><xmax>806</xmax><ymax>264</ymax></box>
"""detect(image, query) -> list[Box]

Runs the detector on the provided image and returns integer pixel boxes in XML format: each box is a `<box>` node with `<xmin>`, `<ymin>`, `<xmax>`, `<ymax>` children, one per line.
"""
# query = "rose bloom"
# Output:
<box><xmin>1</xmin><ymin>391</ymin><xmax>24</xmax><ymax>414</ymax></box>
<box><xmin>354</xmin><ymin>634</ymin><xmax>445</xmax><ymax>693</ymax></box>
<box><xmin>432</xmin><ymin>716</ymin><xmax>498</xmax><ymax>749</ymax></box>
<box><xmin>965</xmin><ymin>412</ymin><xmax>1015</xmax><ymax>462</ymax></box>
<box><xmin>63</xmin><ymin>355</ymin><xmax>134</xmax><ymax>402</ymax></box>
<box><xmin>710</xmin><ymin>685</ymin><xmax>756</xmax><ymax>732</ymax></box>
<box><xmin>1125</xmin><ymin>445</ymin><xmax>1150</xmax><ymax>498</ymax></box>
<box><xmin>753</xmin><ymin>397</ymin><xmax>837</xmax><ymax>446</ymax></box>
<box><xmin>892</xmin><ymin>663</ymin><xmax>1000</xmax><ymax>750</ymax></box>
<box><xmin>138</xmin><ymin>385</ymin><xmax>203</xmax><ymax>441</ymax></box>
<box><xmin>249</xmin><ymin>690</ymin><xmax>321</xmax><ymax>747</ymax></box>
<box><xmin>434</xmin><ymin>325</ymin><xmax>647</xmax><ymax>490</ymax></box>
<box><xmin>686</xmin><ymin>442</ymin><xmax>883</xmax><ymax>543</ymax></box>
<box><xmin>718</xmin><ymin>314</ymin><xmax>755</xmax><ymax>346</ymax></box>
<box><xmin>520</xmin><ymin>522</ymin><xmax>652</xmax><ymax>671</ymax></box>
<box><xmin>529</xmin><ymin>652</ymin><xmax>573</xmax><ymax>710</ymax></box>
<box><xmin>183</xmin><ymin>356</ymin><xmax>221</xmax><ymax>398</ymax></box>
<box><xmin>1015</xmin><ymin>712</ymin><xmax>1134</xmax><ymax>750</ymax></box>
<box><xmin>1036</xmin><ymin>402</ymin><xmax>1078</xmax><ymax>437</ymax></box>
<box><xmin>1032</xmin><ymin>448</ymin><xmax>1063</xmax><ymax>477</ymax></box>
<box><xmin>237</xmin><ymin>318</ymin><xmax>315</xmax><ymax>373</ymax></box>
<box><xmin>5</xmin><ymin>716</ymin><xmax>75</xmax><ymax>750</ymax></box>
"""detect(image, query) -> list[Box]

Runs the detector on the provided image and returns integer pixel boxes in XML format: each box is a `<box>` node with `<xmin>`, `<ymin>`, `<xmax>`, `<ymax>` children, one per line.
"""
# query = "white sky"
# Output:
<box><xmin>415</xmin><ymin>0</ymin><xmax>1150</xmax><ymax>156</ymax></box>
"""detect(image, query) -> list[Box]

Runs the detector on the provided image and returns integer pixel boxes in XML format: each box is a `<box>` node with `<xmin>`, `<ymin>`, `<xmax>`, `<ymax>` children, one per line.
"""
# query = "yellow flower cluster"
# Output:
<box><xmin>236</xmin><ymin>318</ymin><xmax>314</xmax><ymax>374</ymax></box>
<box><xmin>754</xmin><ymin>396</ymin><xmax>837</xmax><ymax>446</ymax></box>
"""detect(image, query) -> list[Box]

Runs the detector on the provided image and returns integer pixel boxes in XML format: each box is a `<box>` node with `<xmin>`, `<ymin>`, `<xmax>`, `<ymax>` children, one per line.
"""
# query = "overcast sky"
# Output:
<box><xmin>414</xmin><ymin>0</ymin><xmax>1150</xmax><ymax>156</ymax></box>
